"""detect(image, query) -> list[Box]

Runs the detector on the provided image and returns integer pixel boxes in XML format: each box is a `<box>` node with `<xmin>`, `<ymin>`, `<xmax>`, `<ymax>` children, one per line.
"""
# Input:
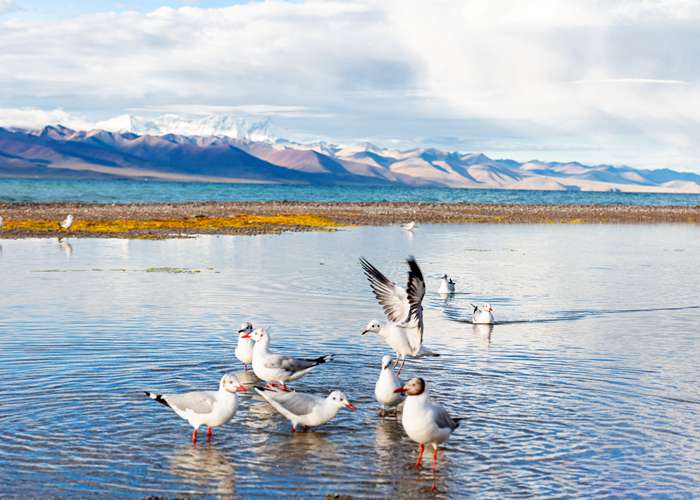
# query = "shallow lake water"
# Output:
<box><xmin>1</xmin><ymin>224</ymin><xmax>699</xmax><ymax>498</ymax></box>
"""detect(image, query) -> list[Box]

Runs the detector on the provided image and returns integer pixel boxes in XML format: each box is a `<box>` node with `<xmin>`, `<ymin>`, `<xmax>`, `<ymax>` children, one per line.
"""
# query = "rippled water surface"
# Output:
<box><xmin>1</xmin><ymin>224</ymin><xmax>699</xmax><ymax>498</ymax></box>
<box><xmin>2</xmin><ymin>178</ymin><xmax>700</xmax><ymax>205</ymax></box>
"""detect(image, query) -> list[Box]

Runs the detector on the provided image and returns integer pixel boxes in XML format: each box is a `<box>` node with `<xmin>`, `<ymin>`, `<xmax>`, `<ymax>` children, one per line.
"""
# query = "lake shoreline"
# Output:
<box><xmin>0</xmin><ymin>201</ymin><xmax>698</xmax><ymax>238</ymax></box>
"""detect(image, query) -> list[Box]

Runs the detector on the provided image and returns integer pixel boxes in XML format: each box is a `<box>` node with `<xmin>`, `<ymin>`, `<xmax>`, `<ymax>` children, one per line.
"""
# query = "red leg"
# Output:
<box><xmin>396</xmin><ymin>357</ymin><xmax>405</xmax><ymax>376</ymax></box>
<box><xmin>291</xmin><ymin>425</ymin><xmax>296</xmax><ymax>433</ymax></box>
<box><xmin>207</xmin><ymin>426</ymin><xmax>213</xmax><ymax>441</ymax></box>
<box><xmin>191</xmin><ymin>429</ymin><xmax>197</xmax><ymax>445</ymax></box>
<box><xmin>415</xmin><ymin>443</ymin><xmax>424</xmax><ymax>469</ymax></box>
<box><xmin>432</xmin><ymin>447</ymin><xmax>438</xmax><ymax>492</ymax></box>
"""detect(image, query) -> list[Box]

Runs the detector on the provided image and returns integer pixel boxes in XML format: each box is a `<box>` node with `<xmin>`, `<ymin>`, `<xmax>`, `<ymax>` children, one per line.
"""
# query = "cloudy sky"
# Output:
<box><xmin>1</xmin><ymin>0</ymin><xmax>699</xmax><ymax>171</ymax></box>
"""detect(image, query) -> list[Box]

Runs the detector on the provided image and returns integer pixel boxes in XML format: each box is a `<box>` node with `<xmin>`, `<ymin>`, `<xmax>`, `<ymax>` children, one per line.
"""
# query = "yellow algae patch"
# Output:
<box><xmin>2</xmin><ymin>214</ymin><xmax>344</xmax><ymax>234</ymax></box>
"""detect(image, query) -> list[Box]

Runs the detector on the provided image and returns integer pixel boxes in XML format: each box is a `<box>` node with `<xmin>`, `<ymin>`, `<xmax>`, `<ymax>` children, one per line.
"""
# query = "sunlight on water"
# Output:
<box><xmin>1</xmin><ymin>224</ymin><xmax>699</xmax><ymax>497</ymax></box>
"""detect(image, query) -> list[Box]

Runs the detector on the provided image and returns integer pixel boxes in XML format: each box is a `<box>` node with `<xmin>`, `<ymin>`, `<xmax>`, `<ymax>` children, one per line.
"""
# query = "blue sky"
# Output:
<box><xmin>1</xmin><ymin>0</ymin><xmax>699</xmax><ymax>172</ymax></box>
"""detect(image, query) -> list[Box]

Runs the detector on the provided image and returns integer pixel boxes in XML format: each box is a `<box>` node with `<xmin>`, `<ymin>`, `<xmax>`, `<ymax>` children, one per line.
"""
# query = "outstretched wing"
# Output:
<box><xmin>405</xmin><ymin>256</ymin><xmax>425</xmax><ymax>347</ymax></box>
<box><xmin>360</xmin><ymin>257</ymin><xmax>410</xmax><ymax>323</ymax></box>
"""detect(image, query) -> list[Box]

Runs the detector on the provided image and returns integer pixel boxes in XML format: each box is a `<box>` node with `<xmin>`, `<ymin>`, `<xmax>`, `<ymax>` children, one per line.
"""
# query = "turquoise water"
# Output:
<box><xmin>1</xmin><ymin>224</ymin><xmax>699</xmax><ymax>497</ymax></box>
<box><xmin>1</xmin><ymin>178</ymin><xmax>700</xmax><ymax>205</ymax></box>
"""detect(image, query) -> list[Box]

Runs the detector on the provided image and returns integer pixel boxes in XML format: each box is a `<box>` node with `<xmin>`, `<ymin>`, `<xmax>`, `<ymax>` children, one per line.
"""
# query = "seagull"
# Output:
<box><xmin>360</xmin><ymin>256</ymin><xmax>437</xmax><ymax>375</ymax></box>
<box><xmin>255</xmin><ymin>386</ymin><xmax>355</xmax><ymax>432</ymax></box>
<box><xmin>438</xmin><ymin>274</ymin><xmax>456</xmax><ymax>294</ymax></box>
<box><xmin>401</xmin><ymin>221</ymin><xmax>416</xmax><ymax>231</ymax></box>
<box><xmin>0</xmin><ymin>215</ymin><xmax>3</xmax><ymax>228</ymax></box>
<box><xmin>144</xmin><ymin>373</ymin><xmax>247</xmax><ymax>444</ymax></box>
<box><xmin>394</xmin><ymin>377</ymin><xmax>462</xmax><ymax>491</ymax></box>
<box><xmin>59</xmin><ymin>214</ymin><xmax>74</xmax><ymax>230</ymax></box>
<box><xmin>471</xmin><ymin>303</ymin><xmax>495</xmax><ymax>324</ymax></box>
<box><xmin>375</xmin><ymin>355</ymin><xmax>404</xmax><ymax>415</ymax></box>
<box><xmin>243</xmin><ymin>328</ymin><xmax>334</xmax><ymax>390</ymax></box>
<box><xmin>235</xmin><ymin>321</ymin><xmax>254</xmax><ymax>370</ymax></box>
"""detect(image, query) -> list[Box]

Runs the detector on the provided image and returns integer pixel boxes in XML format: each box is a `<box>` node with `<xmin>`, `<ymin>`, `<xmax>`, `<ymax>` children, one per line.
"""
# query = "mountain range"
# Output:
<box><xmin>1</xmin><ymin>124</ymin><xmax>699</xmax><ymax>193</ymax></box>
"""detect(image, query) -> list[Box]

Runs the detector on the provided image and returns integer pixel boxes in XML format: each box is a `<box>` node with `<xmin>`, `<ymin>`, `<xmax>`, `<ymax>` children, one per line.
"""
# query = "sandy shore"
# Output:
<box><xmin>0</xmin><ymin>201</ymin><xmax>698</xmax><ymax>238</ymax></box>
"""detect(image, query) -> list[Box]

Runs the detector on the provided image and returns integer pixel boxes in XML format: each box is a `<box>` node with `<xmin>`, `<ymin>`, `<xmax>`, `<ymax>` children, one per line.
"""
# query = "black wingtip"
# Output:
<box><xmin>406</xmin><ymin>256</ymin><xmax>423</xmax><ymax>280</ymax></box>
<box><xmin>453</xmin><ymin>417</ymin><xmax>465</xmax><ymax>428</ymax></box>
<box><xmin>315</xmin><ymin>354</ymin><xmax>335</xmax><ymax>364</ymax></box>
<box><xmin>144</xmin><ymin>391</ymin><xmax>170</xmax><ymax>408</ymax></box>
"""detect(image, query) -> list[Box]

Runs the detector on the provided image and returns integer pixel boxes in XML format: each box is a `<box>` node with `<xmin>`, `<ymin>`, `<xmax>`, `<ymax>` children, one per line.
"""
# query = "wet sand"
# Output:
<box><xmin>0</xmin><ymin>201</ymin><xmax>698</xmax><ymax>238</ymax></box>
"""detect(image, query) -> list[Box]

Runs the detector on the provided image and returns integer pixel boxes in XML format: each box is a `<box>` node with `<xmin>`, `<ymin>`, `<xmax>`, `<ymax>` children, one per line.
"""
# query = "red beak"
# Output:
<box><xmin>240</xmin><ymin>333</ymin><xmax>251</xmax><ymax>339</ymax></box>
<box><xmin>345</xmin><ymin>402</ymin><xmax>356</xmax><ymax>411</ymax></box>
<box><xmin>237</xmin><ymin>385</ymin><xmax>248</xmax><ymax>392</ymax></box>
<box><xmin>394</xmin><ymin>387</ymin><xmax>407</xmax><ymax>394</ymax></box>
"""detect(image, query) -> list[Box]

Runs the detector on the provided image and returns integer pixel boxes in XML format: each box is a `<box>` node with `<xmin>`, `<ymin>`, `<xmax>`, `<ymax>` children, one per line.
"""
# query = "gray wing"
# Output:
<box><xmin>165</xmin><ymin>390</ymin><xmax>216</xmax><ymax>414</ymax></box>
<box><xmin>405</xmin><ymin>256</ymin><xmax>425</xmax><ymax>347</ymax></box>
<box><xmin>433</xmin><ymin>405</ymin><xmax>459</xmax><ymax>431</ymax></box>
<box><xmin>360</xmin><ymin>257</ymin><xmax>410</xmax><ymax>323</ymax></box>
<box><xmin>263</xmin><ymin>390</ymin><xmax>323</xmax><ymax>416</ymax></box>
<box><xmin>265</xmin><ymin>354</ymin><xmax>314</xmax><ymax>374</ymax></box>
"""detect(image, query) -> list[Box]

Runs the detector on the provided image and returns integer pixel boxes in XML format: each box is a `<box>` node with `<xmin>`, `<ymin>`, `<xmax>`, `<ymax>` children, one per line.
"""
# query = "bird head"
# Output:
<box><xmin>328</xmin><ymin>390</ymin><xmax>356</xmax><ymax>411</ymax></box>
<box><xmin>362</xmin><ymin>320</ymin><xmax>382</xmax><ymax>335</ymax></box>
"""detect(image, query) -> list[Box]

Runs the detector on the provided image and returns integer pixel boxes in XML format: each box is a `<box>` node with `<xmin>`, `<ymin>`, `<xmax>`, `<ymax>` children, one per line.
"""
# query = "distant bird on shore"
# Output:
<box><xmin>360</xmin><ymin>256</ymin><xmax>438</xmax><ymax>375</ymax></box>
<box><xmin>438</xmin><ymin>274</ymin><xmax>456</xmax><ymax>294</ymax></box>
<box><xmin>244</xmin><ymin>328</ymin><xmax>334</xmax><ymax>390</ymax></box>
<box><xmin>394</xmin><ymin>377</ymin><xmax>462</xmax><ymax>491</ymax></box>
<box><xmin>375</xmin><ymin>355</ymin><xmax>404</xmax><ymax>415</ymax></box>
<box><xmin>401</xmin><ymin>221</ymin><xmax>416</xmax><ymax>231</ymax></box>
<box><xmin>0</xmin><ymin>215</ymin><xmax>3</xmax><ymax>228</ymax></box>
<box><xmin>59</xmin><ymin>214</ymin><xmax>74</xmax><ymax>230</ymax></box>
<box><xmin>144</xmin><ymin>373</ymin><xmax>247</xmax><ymax>444</ymax></box>
<box><xmin>472</xmin><ymin>303</ymin><xmax>495</xmax><ymax>324</ymax></box>
<box><xmin>255</xmin><ymin>386</ymin><xmax>355</xmax><ymax>432</ymax></box>
<box><xmin>235</xmin><ymin>321</ymin><xmax>255</xmax><ymax>370</ymax></box>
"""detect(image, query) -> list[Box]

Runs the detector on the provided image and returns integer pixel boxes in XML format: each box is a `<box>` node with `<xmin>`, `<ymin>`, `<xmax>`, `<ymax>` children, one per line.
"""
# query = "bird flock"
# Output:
<box><xmin>142</xmin><ymin>221</ymin><xmax>496</xmax><ymax>491</ymax></box>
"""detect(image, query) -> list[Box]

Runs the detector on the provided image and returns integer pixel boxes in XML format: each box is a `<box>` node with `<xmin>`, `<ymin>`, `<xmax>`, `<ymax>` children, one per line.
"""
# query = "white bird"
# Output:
<box><xmin>0</xmin><ymin>215</ymin><xmax>4</xmax><ymax>228</ymax></box>
<box><xmin>401</xmin><ymin>221</ymin><xmax>416</xmax><ymax>231</ymax></box>
<box><xmin>59</xmin><ymin>214</ymin><xmax>74</xmax><ymax>230</ymax></box>
<box><xmin>472</xmin><ymin>303</ymin><xmax>495</xmax><ymax>324</ymax></box>
<box><xmin>145</xmin><ymin>373</ymin><xmax>247</xmax><ymax>444</ymax></box>
<box><xmin>375</xmin><ymin>355</ymin><xmax>404</xmax><ymax>415</ymax></box>
<box><xmin>438</xmin><ymin>274</ymin><xmax>456</xmax><ymax>294</ymax></box>
<box><xmin>234</xmin><ymin>321</ymin><xmax>254</xmax><ymax>369</ymax></box>
<box><xmin>395</xmin><ymin>377</ymin><xmax>462</xmax><ymax>490</ymax></box>
<box><xmin>255</xmin><ymin>386</ymin><xmax>355</xmax><ymax>432</ymax></box>
<box><xmin>360</xmin><ymin>256</ymin><xmax>437</xmax><ymax>375</ymax></box>
<box><xmin>244</xmin><ymin>328</ymin><xmax>334</xmax><ymax>390</ymax></box>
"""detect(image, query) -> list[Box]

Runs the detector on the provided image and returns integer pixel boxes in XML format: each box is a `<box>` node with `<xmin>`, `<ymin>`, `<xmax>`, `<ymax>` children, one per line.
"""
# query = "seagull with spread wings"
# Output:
<box><xmin>360</xmin><ymin>256</ymin><xmax>438</xmax><ymax>375</ymax></box>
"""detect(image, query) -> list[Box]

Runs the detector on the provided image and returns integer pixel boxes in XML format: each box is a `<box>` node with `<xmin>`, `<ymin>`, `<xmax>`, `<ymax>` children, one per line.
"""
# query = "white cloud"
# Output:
<box><xmin>0</xmin><ymin>0</ymin><xmax>16</xmax><ymax>15</ymax></box>
<box><xmin>0</xmin><ymin>0</ymin><xmax>699</xmax><ymax>170</ymax></box>
<box><xmin>0</xmin><ymin>107</ymin><xmax>92</xmax><ymax>129</ymax></box>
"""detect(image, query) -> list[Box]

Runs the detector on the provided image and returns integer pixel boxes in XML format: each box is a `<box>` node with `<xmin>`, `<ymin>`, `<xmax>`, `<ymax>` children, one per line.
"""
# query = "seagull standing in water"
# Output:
<box><xmin>234</xmin><ymin>321</ymin><xmax>255</xmax><ymax>370</ymax></box>
<box><xmin>244</xmin><ymin>328</ymin><xmax>334</xmax><ymax>390</ymax></box>
<box><xmin>401</xmin><ymin>221</ymin><xmax>416</xmax><ymax>231</ymax></box>
<box><xmin>438</xmin><ymin>274</ymin><xmax>456</xmax><ymax>294</ymax></box>
<box><xmin>472</xmin><ymin>303</ymin><xmax>495</xmax><ymax>324</ymax></box>
<box><xmin>375</xmin><ymin>355</ymin><xmax>405</xmax><ymax>415</ymax></box>
<box><xmin>144</xmin><ymin>373</ymin><xmax>247</xmax><ymax>444</ymax></box>
<box><xmin>395</xmin><ymin>377</ymin><xmax>462</xmax><ymax>491</ymax></box>
<box><xmin>59</xmin><ymin>214</ymin><xmax>74</xmax><ymax>230</ymax></box>
<box><xmin>255</xmin><ymin>386</ymin><xmax>356</xmax><ymax>432</ymax></box>
<box><xmin>360</xmin><ymin>256</ymin><xmax>437</xmax><ymax>375</ymax></box>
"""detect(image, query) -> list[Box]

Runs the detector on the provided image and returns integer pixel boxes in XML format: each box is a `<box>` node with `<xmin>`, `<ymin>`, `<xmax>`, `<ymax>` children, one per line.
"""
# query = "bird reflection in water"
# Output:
<box><xmin>473</xmin><ymin>323</ymin><xmax>493</xmax><ymax>346</ymax></box>
<box><xmin>169</xmin><ymin>445</ymin><xmax>235</xmax><ymax>497</ymax></box>
<box><xmin>57</xmin><ymin>237</ymin><xmax>73</xmax><ymax>258</ymax></box>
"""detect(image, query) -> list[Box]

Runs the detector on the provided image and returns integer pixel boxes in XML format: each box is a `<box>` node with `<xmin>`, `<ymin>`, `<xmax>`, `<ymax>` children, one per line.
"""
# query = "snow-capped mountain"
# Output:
<box><xmin>95</xmin><ymin>113</ymin><xmax>274</xmax><ymax>141</ymax></box>
<box><xmin>1</xmin><ymin>124</ymin><xmax>699</xmax><ymax>193</ymax></box>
